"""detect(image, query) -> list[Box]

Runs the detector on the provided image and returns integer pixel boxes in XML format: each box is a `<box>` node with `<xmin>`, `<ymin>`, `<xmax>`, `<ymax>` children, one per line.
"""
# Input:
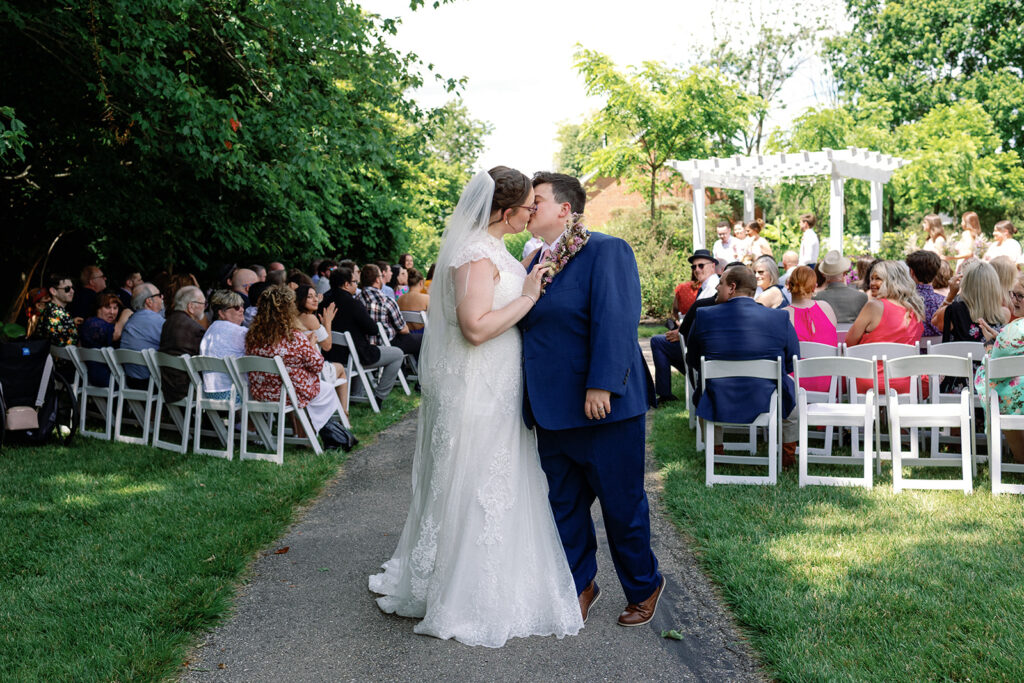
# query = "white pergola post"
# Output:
<box><xmin>743</xmin><ymin>183</ymin><xmax>755</xmax><ymax>223</ymax></box>
<box><xmin>829</xmin><ymin>167</ymin><xmax>845</xmax><ymax>253</ymax></box>
<box><xmin>691</xmin><ymin>173</ymin><xmax>706</xmax><ymax>251</ymax></box>
<box><xmin>869</xmin><ymin>180</ymin><xmax>884</xmax><ymax>254</ymax></box>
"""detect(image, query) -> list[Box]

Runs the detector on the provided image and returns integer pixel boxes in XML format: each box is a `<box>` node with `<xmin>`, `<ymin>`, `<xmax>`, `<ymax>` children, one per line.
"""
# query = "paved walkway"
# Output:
<box><xmin>181</xmin><ymin>340</ymin><xmax>762</xmax><ymax>682</ymax></box>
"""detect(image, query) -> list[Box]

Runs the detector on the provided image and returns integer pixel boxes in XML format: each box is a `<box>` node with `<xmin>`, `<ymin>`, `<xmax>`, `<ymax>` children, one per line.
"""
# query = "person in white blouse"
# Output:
<box><xmin>921</xmin><ymin>214</ymin><xmax>947</xmax><ymax>257</ymax></box>
<box><xmin>198</xmin><ymin>290</ymin><xmax>248</xmax><ymax>401</ymax></box>
<box><xmin>711</xmin><ymin>221</ymin><xmax>739</xmax><ymax>263</ymax></box>
<box><xmin>799</xmin><ymin>213</ymin><xmax>820</xmax><ymax>266</ymax></box>
<box><xmin>984</xmin><ymin>220</ymin><xmax>1022</xmax><ymax>264</ymax></box>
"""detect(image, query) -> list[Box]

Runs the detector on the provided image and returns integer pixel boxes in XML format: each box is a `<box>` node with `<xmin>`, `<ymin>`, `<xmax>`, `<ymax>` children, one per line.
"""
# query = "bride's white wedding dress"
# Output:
<box><xmin>369</xmin><ymin>232</ymin><xmax>583</xmax><ymax>648</ymax></box>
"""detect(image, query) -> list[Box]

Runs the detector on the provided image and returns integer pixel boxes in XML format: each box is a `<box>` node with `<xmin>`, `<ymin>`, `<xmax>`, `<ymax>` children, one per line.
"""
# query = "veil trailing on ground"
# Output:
<box><xmin>418</xmin><ymin>169</ymin><xmax>494</xmax><ymax>391</ymax></box>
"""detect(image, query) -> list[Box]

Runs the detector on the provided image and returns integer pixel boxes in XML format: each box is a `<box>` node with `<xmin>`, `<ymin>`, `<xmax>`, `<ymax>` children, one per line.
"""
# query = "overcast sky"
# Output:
<box><xmin>361</xmin><ymin>0</ymin><xmax>846</xmax><ymax>175</ymax></box>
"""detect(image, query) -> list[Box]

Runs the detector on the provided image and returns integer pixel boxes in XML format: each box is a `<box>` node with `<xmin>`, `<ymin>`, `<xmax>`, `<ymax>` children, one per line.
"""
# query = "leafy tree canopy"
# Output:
<box><xmin>553</xmin><ymin>122</ymin><xmax>602</xmax><ymax>178</ymax></box>
<box><xmin>0</xmin><ymin>0</ymin><xmax>464</xmax><ymax>292</ymax></box>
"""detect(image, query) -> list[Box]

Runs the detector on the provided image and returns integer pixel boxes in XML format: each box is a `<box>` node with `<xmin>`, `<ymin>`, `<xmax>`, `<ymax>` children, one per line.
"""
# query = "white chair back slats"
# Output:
<box><xmin>984</xmin><ymin>355</ymin><xmax>1024</xmax><ymax>495</ymax></box>
<box><xmin>925</xmin><ymin>340</ymin><xmax>986</xmax><ymax>460</ymax></box>
<box><xmin>843</xmin><ymin>341</ymin><xmax>920</xmax><ymax>466</ymax></box>
<box><xmin>375</xmin><ymin>322</ymin><xmax>411</xmax><ymax>396</ymax></box>
<box><xmin>147</xmin><ymin>350</ymin><xmax>195</xmax><ymax>454</ymax></box>
<box><xmin>107</xmin><ymin>348</ymin><xmax>155</xmax><ymax>445</ymax></box>
<box><xmin>331</xmin><ymin>331</ymin><xmax>380</xmax><ymax>413</ymax></box>
<box><xmin>66</xmin><ymin>346</ymin><xmax>117</xmax><ymax>440</ymax></box>
<box><xmin>184</xmin><ymin>355</ymin><xmax>238</xmax><ymax>460</ymax></box>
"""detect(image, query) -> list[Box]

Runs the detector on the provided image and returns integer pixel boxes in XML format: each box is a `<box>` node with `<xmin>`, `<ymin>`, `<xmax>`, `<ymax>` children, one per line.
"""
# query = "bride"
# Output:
<box><xmin>368</xmin><ymin>167</ymin><xmax>584</xmax><ymax>647</ymax></box>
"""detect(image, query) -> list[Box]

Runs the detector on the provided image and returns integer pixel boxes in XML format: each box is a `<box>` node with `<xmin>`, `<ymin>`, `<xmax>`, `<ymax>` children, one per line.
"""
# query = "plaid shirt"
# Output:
<box><xmin>357</xmin><ymin>286</ymin><xmax>405</xmax><ymax>345</ymax></box>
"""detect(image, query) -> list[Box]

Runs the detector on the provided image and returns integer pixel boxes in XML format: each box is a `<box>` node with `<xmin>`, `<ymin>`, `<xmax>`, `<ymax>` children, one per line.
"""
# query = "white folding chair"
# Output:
<box><xmin>842</xmin><ymin>341</ymin><xmax>920</xmax><ymax>466</ymax></box>
<box><xmin>184</xmin><ymin>356</ymin><xmax>238</xmax><ymax>460</ymax></box>
<box><xmin>49</xmin><ymin>345</ymin><xmax>82</xmax><ymax>397</ymax></box>
<box><xmin>229</xmin><ymin>355</ymin><xmax>323</xmax><ymax>464</ymax></box>
<box><xmin>795</xmin><ymin>355</ymin><xmax>876</xmax><ymax>488</ymax></box>
<box><xmin>925</xmin><ymin>340</ymin><xmax>986</xmax><ymax>460</ymax></box>
<box><xmin>701</xmin><ymin>357</ymin><xmax>782</xmax><ymax>487</ymax></box>
<box><xmin>332</xmin><ymin>331</ymin><xmax>380</xmax><ymax>413</ymax></box>
<box><xmin>984</xmin><ymin>355</ymin><xmax>1024</xmax><ymax>495</ymax></box>
<box><xmin>678</xmin><ymin>333</ymin><xmax>696</xmax><ymax>431</ymax></box>
<box><xmin>797</xmin><ymin>341</ymin><xmax>842</xmax><ymax>456</ymax></box>
<box><xmin>885</xmin><ymin>355</ymin><xmax>973</xmax><ymax>494</ymax></box>
<box><xmin>107</xmin><ymin>348</ymin><xmax>155</xmax><ymax>445</ymax></box>
<box><xmin>66</xmin><ymin>346</ymin><xmax>117</xmax><ymax>440</ymax></box>
<box><xmin>376</xmin><ymin>322</ymin><xmax>411</xmax><ymax>396</ymax></box>
<box><xmin>147</xmin><ymin>350</ymin><xmax>195</xmax><ymax>454</ymax></box>
<box><xmin>401</xmin><ymin>310</ymin><xmax>428</xmax><ymax>331</ymax></box>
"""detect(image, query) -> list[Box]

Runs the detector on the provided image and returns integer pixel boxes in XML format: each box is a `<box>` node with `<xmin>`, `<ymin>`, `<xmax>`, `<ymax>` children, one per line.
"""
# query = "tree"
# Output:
<box><xmin>553</xmin><ymin>122</ymin><xmax>602</xmax><ymax>177</ymax></box>
<box><xmin>825</xmin><ymin>0</ymin><xmax>1024</xmax><ymax>154</ymax></box>
<box><xmin>0</xmin><ymin>0</ymin><xmax>455</xmax><ymax>294</ymax></box>
<box><xmin>574</xmin><ymin>46</ymin><xmax>753</xmax><ymax>222</ymax></box>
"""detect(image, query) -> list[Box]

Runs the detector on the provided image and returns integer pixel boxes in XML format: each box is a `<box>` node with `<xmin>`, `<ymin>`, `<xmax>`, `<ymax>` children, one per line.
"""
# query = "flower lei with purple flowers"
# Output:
<box><xmin>540</xmin><ymin>212</ymin><xmax>590</xmax><ymax>293</ymax></box>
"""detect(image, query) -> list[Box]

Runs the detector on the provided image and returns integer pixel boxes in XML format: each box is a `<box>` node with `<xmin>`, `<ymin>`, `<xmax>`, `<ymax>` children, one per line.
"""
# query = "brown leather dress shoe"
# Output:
<box><xmin>782</xmin><ymin>441</ymin><xmax>797</xmax><ymax>469</ymax></box>
<box><xmin>618</xmin><ymin>575</ymin><xmax>666</xmax><ymax>627</ymax></box>
<box><xmin>579</xmin><ymin>580</ymin><xmax>601</xmax><ymax>623</ymax></box>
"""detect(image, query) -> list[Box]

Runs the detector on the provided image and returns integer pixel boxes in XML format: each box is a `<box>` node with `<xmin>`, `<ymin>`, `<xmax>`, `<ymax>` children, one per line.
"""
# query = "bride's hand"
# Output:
<box><xmin>522</xmin><ymin>263</ymin><xmax>550</xmax><ymax>302</ymax></box>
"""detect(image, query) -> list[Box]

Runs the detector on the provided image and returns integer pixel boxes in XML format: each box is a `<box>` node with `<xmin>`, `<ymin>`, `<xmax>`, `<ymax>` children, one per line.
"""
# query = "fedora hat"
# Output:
<box><xmin>688</xmin><ymin>248</ymin><xmax>715</xmax><ymax>264</ymax></box>
<box><xmin>818</xmin><ymin>250</ymin><xmax>852</xmax><ymax>277</ymax></box>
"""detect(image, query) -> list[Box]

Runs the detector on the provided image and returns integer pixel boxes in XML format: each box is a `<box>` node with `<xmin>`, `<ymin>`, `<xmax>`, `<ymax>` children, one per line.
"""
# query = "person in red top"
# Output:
<box><xmin>245</xmin><ymin>285</ymin><xmax>345</xmax><ymax>445</ymax></box>
<box><xmin>673</xmin><ymin>272</ymin><xmax>700</xmax><ymax>318</ymax></box>
<box><xmin>845</xmin><ymin>260</ymin><xmax>925</xmax><ymax>394</ymax></box>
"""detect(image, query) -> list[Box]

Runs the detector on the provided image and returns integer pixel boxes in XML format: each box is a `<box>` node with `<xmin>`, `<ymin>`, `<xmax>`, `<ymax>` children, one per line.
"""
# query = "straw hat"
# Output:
<box><xmin>818</xmin><ymin>250</ymin><xmax>852</xmax><ymax>277</ymax></box>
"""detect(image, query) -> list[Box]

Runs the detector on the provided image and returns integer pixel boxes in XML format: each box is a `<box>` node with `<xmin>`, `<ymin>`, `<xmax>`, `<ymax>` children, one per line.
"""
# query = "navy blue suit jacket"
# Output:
<box><xmin>685</xmin><ymin>296</ymin><xmax>799</xmax><ymax>424</ymax></box>
<box><xmin>520</xmin><ymin>232</ymin><xmax>653</xmax><ymax>431</ymax></box>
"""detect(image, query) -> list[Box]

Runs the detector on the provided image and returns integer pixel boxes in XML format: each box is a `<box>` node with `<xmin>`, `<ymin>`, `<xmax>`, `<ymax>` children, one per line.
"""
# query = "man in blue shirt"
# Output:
<box><xmin>120</xmin><ymin>282</ymin><xmax>166</xmax><ymax>389</ymax></box>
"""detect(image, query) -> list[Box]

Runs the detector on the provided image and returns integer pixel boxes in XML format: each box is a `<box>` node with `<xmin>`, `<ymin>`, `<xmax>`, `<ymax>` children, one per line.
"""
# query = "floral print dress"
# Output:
<box><xmin>975</xmin><ymin>318</ymin><xmax>1024</xmax><ymax>415</ymax></box>
<box><xmin>247</xmin><ymin>329</ymin><xmax>323</xmax><ymax>407</ymax></box>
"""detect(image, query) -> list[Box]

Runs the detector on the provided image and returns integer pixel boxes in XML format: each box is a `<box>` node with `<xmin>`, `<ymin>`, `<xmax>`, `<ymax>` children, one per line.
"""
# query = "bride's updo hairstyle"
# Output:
<box><xmin>488</xmin><ymin>166</ymin><xmax>531</xmax><ymax>216</ymax></box>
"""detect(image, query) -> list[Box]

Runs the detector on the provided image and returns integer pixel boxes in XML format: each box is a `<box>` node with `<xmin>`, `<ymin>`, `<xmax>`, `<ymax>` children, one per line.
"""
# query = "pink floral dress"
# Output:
<box><xmin>247</xmin><ymin>329</ymin><xmax>324</xmax><ymax>407</ymax></box>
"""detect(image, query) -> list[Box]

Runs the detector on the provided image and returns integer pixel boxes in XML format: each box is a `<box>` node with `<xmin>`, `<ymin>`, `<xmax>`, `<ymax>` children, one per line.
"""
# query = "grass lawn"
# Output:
<box><xmin>638</xmin><ymin>323</ymin><xmax>667</xmax><ymax>338</ymax></box>
<box><xmin>652</xmin><ymin>373</ymin><xmax>1024</xmax><ymax>681</ymax></box>
<box><xmin>0</xmin><ymin>392</ymin><xmax>418</xmax><ymax>681</ymax></box>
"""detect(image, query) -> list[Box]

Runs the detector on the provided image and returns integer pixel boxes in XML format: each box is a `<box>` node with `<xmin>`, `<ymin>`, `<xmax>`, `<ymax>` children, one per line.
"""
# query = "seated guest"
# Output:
<box><xmin>165</xmin><ymin>273</ymin><xmax>201</xmax><ymax>314</ymax></box>
<box><xmin>120</xmin><ymin>283</ymin><xmax>165</xmax><ymax>389</ymax></box>
<box><xmin>932</xmin><ymin>259</ymin><xmax>953</xmax><ymax>299</ymax></box>
<box><xmin>399</xmin><ymin>253</ymin><xmax>414</xmax><ymax>271</ymax></box>
<box><xmin>357</xmin><ymin>264</ymin><xmax>421</xmax><ymax>362</ymax></box>
<box><xmin>845</xmin><ymin>260</ymin><xmax>924</xmax><ymax>393</ymax></box>
<box><xmin>1010</xmin><ymin>273</ymin><xmax>1024</xmax><ymax>322</ymax></box>
<box><xmin>390</xmin><ymin>264</ymin><xmax>409</xmax><ymax>298</ymax></box>
<box><xmin>859</xmin><ymin>258</ymin><xmax>882</xmax><ymax>298</ymax></box>
<box><xmin>423</xmin><ymin>263</ymin><xmax>435</xmax><ymax>294</ymax></box>
<box><xmin>688</xmin><ymin>249</ymin><xmax>719</xmax><ymax>301</ymax></box>
<box><xmin>245</xmin><ymin>286</ymin><xmax>346</xmax><ymax>446</ymax></box>
<box><xmin>314</xmin><ymin>260</ymin><xmax>337</xmax><ymax>295</ymax></box>
<box><xmin>753</xmin><ymin>255</ymin><xmax>786</xmax><ymax>308</ymax></box>
<box><xmin>158</xmin><ymin>286</ymin><xmax>206</xmax><ymax>403</ymax></box>
<box><xmin>70</xmin><ymin>265</ymin><xmax>107</xmax><ymax>320</ymax></box>
<box><xmin>934</xmin><ymin>260</ymin><xmax>1009</xmax><ymax>342</ymax></box>
<box><xmin>325</xmin><ymin>265</ymin><xmax>404</xmax><ymax>407</ymax></box>
<box><xmin>116</xmin><ymin>270</ymin><xmax>142</xmax><ymax>310</ymax></box>
<box><xmin>376</xmin><ymin>261</ymin><xmax>397</xmax><ymax>301</ymax></box>
<box><xmin>21</xmin><ymin>287</ymin><xmax>50</xmax><ymax>340</ymax></box>
<box><xmin>685</xmin><ymin>266</ymin><xmax>801</xmax><ymax>462</ymax></box>
<box><xmin>777</xmin><ymin>250</ymin><xmax>800</xmax><ymax>286</ymax></box>
<box><xmin>905</xmin><ymin>250</ymin><xmax>944</xmax><ymax>338</ymax></box>
<box><xmin>80</xmin><ymin>293</ymin><xmax>132</xmax><ymax>386</ymax></box>
<box><xmin>397</xmin><ymin>268</ymin><xmax>429</xmax><ymax>331</ymax></box>
<box><xmin>974</xmin><ymin>317</ymin><xmax>1024</xmax><ymax>462</ymax></box>
<box><xmin>295</xmin><ymin>284</ymin><xmax>349</xmax><ymax>414</ymax></box>
<box><xmin>787</xmin><ymin>266</ymin><xmax>838</xmax><ymax>393</ymax></box>
<box><xmin>649</xmin><ymin>269</ymin><xmax>712</xmax><ymax>405</ymax></box>
<box><xmin>250</xmin><ymin>264</ymin><xmax>267</xmax><ymax>282</ymax></box>
<box><xmin>983</xmin><ymin>220</ymin><xmax>1022</xmax><ymax>263</ymax></box>
<box><xmin>229</xmin><ymin>268</ymin><xmax>259</xmax><ymax>325</ymax></box>
<box><xmin>198</xmin><ymin>290</ymin><xmax>248</xmax><ymax>401</ymax></box>
<box><xmin>35</xmin><ymin>274</ymin><xmax>78</xmax><ymax>346</ymax></box>
<box><xmin>989</xmin><ymin>255</ymin><xmax>1018</xmax><ymax>310</ymax></box>
<box><xmin>673</xmin><ymin>271</ymin><xmax>700</xmax><ymax>319</ymax></box>
<box><xmin>265</xmin><ymin>268</ymin><xmax>287</xmax><ymax>287</ymax></box>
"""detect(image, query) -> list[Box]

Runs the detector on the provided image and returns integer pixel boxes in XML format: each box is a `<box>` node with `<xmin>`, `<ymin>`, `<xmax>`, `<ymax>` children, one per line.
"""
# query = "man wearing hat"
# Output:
<box><xmin>690</xmin><ymin>249</ymin><xmax>719</xmax><ymax>301</ymax></box>
<box><xmin>813</xmin><ymin>250</ymin><xmax>867</xmax><ymax>323</ymax></box>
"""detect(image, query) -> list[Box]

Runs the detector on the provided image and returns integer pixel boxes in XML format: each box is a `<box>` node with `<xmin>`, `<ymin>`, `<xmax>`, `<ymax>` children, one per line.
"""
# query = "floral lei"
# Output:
<box><xmin>540</xmin><ymin>212</ymin><xmax>590</xmax><ymax>293</ymax></box>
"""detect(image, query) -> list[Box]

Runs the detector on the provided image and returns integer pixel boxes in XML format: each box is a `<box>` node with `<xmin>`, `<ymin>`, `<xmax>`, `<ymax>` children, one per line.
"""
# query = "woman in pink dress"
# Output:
<box><xmin>845</xmin><ymin>261</ymin><xmax>925</xmax><ymax>394</ymax></box>
<box><xmin>787</xmin><ymin>266</ymin><xmax>838</xmax><ymax>392</ymax></box>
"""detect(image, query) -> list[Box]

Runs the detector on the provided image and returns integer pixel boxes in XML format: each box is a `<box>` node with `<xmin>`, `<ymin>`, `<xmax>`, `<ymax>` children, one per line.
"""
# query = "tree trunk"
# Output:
<box><xmin>650</xmin><ymin>170</ymin><xmax>656</xmax><ymax>223</ymax></box>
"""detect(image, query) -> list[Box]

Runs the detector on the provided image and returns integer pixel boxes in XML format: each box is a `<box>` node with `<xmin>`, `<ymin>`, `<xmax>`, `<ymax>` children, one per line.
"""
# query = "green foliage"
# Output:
<box><xmin>573</xmin><ymin>46</ymin><xmax>754</xmax><ymax>221</ymax></box>
<box><xmin>502</xmin><ymin>230</ymin><xmax>532</xmax><ymax>263</ymax></box>
<box><xmin>554</xmin><ymin>122</ymin><xmax>603</xmax><ymax>177</ymax></box>
<box><xmin>0</xmin><ymin>106</ymin><xmax>30</xmax><ymax>163</ymax></box>
<box><xmin>0</xmin><ymin>1</ymin><xmax>479</xmax><ymax>293</ymax></box>
<box><xmin>826</xmin><ymin>0</ymin><xmax>1024</xmax><ymax>154</ymax></box>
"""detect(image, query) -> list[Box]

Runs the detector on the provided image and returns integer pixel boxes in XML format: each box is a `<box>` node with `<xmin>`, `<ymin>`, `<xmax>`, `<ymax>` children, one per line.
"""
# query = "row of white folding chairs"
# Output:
<box><xmin>51</xmin><ymin>345</ymin><xmax>349</xmax><ymax>464</ymax></box>
<box><xmin>699</xmin><ymin>352</ymin><xmax>980</xmax><ymax>493</ymax></box>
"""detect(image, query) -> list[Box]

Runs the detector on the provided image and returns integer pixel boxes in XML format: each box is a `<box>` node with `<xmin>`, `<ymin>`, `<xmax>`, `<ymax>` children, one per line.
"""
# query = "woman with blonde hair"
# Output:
<box><xmin>932</xmin><ymin>260</ymin><xmax>953</xmax><ymax>299</ymax></box>
<box><xmin>753</xmin><ymin>255</ymin><xmax>786</xmax><ymax>308</ymax></box>
<box><xmin>245</xmin><ymin>285</ymin><xmax>349</xmax><ymax>448</ymax></box>
<box><xmin>933</xmin><ymin>260</ymin><xmax>1010</xmax><ymax>343</ymax></box>
<box><xmin>984</xmin><ymin>220</ymin><xmax>1022</xmax><ymax>263</ymax></box>
<box><xmin>921</xmin><ymin>214</ymin><xmax>946</xmax><ymax>256</ymax></box>
<box><xmin>950</xmin><ymin>211</ymin><xmax>984</xmax><ymax>269</ymax></box>
<box><xmin>846</xmin><ymin>260</ymin><xmax>925</xmax><ymax>393</ymax></box>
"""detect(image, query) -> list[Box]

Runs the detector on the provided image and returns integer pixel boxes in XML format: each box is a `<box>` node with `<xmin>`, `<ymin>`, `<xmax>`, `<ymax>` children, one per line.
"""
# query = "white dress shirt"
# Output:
<box><xmin>799</xmin><ymin>229</ymin><xmax>820</xmax><ymax>265</ymax></box>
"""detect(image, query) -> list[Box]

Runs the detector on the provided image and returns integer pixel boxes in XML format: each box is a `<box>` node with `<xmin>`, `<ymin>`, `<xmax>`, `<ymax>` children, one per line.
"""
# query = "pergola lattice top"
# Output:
<box><xmin>667</xmin><ymin>146</ymin><xmax>912</xmax><ymax>254</ymax></box>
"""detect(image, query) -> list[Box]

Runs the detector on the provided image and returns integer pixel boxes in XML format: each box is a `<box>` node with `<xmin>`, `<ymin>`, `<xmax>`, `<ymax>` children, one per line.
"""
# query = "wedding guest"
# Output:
<box><xmin>398</xmin><ymin>253</ymin><xmax>414</xmax><ymax>271</ymax></box>
<box><xmin>689</xmin><ymin>249</ymin><xmax>719</xmax><ymax>301</ymax></box>
<box><xmin>990</xmin><ymin>255</ymin><xmax>1018</xmax><ymax>310</ymax></box>
<box><xmin>846</xmin><ymin>260</ymin><xmax>924</xmax><ymax>393</ymax></box>
<box><xmin>296</xmin><ymin>284</ymin><xmax>349</xmax><ymax>414</ymax></box>
<box><xmin>376</xmin><ymin>261</ymin><xmax>397</xmax><ymax>301</ymax></box>
<box><xmin>246</xmin><ymin>285</ymin><xmax>345</xmax><ymax>441</ymax></box>
<box><xmin>390</xmin><ymin>265</ymin><xmax>409</xmax><ymax>297</ymax></box>
<box><xmin>859</xmin><ymin>258</ymin><xmax>883</xmax><ymax>298</ymax></box>
<box><xmin>921</xmin><ymin>214</ymin><xmax>947</xmax><ymax>256</ymax></box>
<box><xmin>975</xmin><ymin>318</ymin><xmax>1024</xmax><ymax>462</ymax></box>
<box><xmin>906</xmin><ymin>250</ymin><xmax>944</xmax><ymax>338</ymax></box>
<box><xmin>787</xmin><ymin>266</ymin><xmax>837</xmax><ymax>392</ymax></box>
<box><xmin>984</xmin><ymin>221</ymin><xmax>1022</xmax><ymax>263</ymax></box>
<box><xmin>158</xmin><ymin>286</ymin><xmax>206</xmax><ymax>403</ymax></box>
<box><xmin>250</xmin><ymin>264</ymin><xmax>267</xmax><ymax>282</ymax></box>
<box><xmin>753</xmin><ymin>255</ymin><xmax>786</xmax><ymax>309</ymax></box>
<box><xmin>120</xmin><ymin>283</ymin><xmax>165</xmax><ymax>389</ymax></box>
<box><xmin>423</xmin><ymin>263</ymin><xmax>435</xmax><ymax>294</ymax></box>
<box><xmin>116</xmin><ymin>270</ymin><xmax>143</xmax><ymax>310</ymax></box>
<box><xmin>934</xmin><ymin>260</ymin><xmax>1009</xmax><ymax>343</ymax></box>
<box><xmin>933</xmin><ymin>260</ymin><xmax>953</xmax><ymax>299</ymax></box>
<box><xmin>358</xmin><ymin>264</ymin><xmax>421</xmax><ymax>362</ymax></box>
<box><xmin>777</xmin><ymin>250</ymin><xmax>800</xmax><ymax>286</ymax></box>
<box><xmin>314</xmin><ymin>259</ymin><xmax>338</xmax><ymax>295</ymax></box>
<box><xmin>745</xmin><ymin>221</ymin><xmax>773</xmax><ymax>259</ymax></box>
<box><xmin>1010</xmin><ymin>273</ymin><xmax>1024</xmax><ymax>322</ymax></box>
<box><xmin>70</xmin><ymin>265</ymin><xmax>108</xmax><ymax>320</ymax></box>
<box><xmin>711</xmin><ymin>221</ymin><xmax>739</xmax><ymax>263</ymax></box>
<box><xmin>36</xmin><ymin>274</ymin><xmax>78</xmax><ymax>346</ymax></box>
<box><xmin>198</xmin><ymin>290</ymin><xmax>248</xmax><ymax>401</ymax></box>
<box><xmin>79</xmin><ymin>293</ymin><xmax>132</xmax><ymax>386</ymax></box>
<box><xmin>799</xmin><ymin>213</ymin><xmax>820</xmax><ymax>266</ymax></box>
<box><xmin>649</xmin><ymin>269</ymin><xmax>703</xmax><ymax>406</ymax></box>
<box><xmin>951</xmin><ymin>211</ymin><xmax>983</xmax><ymax>269</ymax></box>
<box><xmin>732</xmin><ymin>222</ymin><xmax>751</xmax><ymax>261</ymax></box>
<box><xmin>22</xmin><ymin>287</ymin><xmax>50</xmax><ymax>339</ymax></box>
<box><xmin>397</xmin><ymin>268</ymin><xmax>429</xmax><ymax>332</ymax></box>
<box><xmin>813</xmin><ymin>252</ymin><xmax>866</xmax><ymax>323</ymax></box>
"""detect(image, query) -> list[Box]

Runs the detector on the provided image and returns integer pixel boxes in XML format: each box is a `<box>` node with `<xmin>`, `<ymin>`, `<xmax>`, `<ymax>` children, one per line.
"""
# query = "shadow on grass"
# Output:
<box><xmin>652</xmin><ymin>375</ymin><xmax>1024</xmax><ymax>681</ymax></box>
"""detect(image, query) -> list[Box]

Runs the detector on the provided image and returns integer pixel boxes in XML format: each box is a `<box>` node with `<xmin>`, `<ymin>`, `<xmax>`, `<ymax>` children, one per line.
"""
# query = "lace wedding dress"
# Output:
<box><xmin>369</xmin><ymin>232</ymin><xmax>583</xmax><ymax>648</ymax></box>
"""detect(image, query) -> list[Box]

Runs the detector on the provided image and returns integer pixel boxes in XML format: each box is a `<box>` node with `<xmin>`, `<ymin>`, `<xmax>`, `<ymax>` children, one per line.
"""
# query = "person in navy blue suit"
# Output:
<box><xmin>520</xmin><ymin>172</ymin><xmax>664</xmax><ymax>627</ymax></box>
<box><xmin>685</xmin><ymin>265</ymin><xmax>801</xmax><ymax>459</ymax></box>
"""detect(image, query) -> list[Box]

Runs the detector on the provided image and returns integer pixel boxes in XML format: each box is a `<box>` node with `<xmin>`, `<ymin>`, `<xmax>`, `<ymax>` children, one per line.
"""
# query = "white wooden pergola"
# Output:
<box><xmin>667</xmin><ymin>147</ymin><xmax>911</xmax><ymax>254</ymax></box>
